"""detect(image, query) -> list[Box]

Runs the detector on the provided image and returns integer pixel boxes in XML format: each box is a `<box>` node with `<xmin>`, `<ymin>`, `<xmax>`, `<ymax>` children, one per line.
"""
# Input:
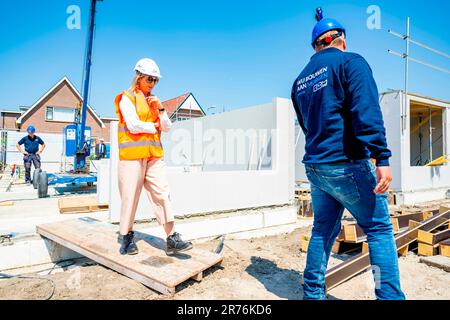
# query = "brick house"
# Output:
<box><xmin>1</xmin><ymin>78</ymin><xmax>206</xmax><ymax>141</ymax></box>
<box><xmin>163</xmin><ymin>92</ymin><xmax>206</xmax><ymax>121</ymax></box>
<box><xmin>0</xmin><ymin>77</ymin><xmax>111</xmax><ymax>142</ymax></box>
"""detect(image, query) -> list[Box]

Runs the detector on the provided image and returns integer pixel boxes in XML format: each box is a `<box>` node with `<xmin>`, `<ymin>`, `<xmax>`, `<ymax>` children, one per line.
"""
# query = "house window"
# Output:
<box><xmin>409</xmin><ymin>103</ymin><xmax>445</xmax><ymax>166</ymax></box>
<box><xmin>46</xmin><ymin>107</ymin><xmax>53</xmax><ymax>120</ymax></box>
<box><xmin>45</xmin><ymin>107</ymin><xmax>75</xmax><ymax>122</ymax></box>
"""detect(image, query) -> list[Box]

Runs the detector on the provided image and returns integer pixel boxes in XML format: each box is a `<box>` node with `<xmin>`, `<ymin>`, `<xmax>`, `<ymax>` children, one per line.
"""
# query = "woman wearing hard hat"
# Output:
<box><xmin>114</xmin><ymin>58</ymin><xmax>193</xmax><ymax>256</ymax></box>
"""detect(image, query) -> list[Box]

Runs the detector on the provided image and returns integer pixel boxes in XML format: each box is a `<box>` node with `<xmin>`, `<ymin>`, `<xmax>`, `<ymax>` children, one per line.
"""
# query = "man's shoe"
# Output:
<box><xmin>166</xmin><ymin>232</ymin><xmax>193</xmax><ymax>256</ymax></box>
<box><xmin>118</xmin><ymin>231</ymin><xmax>139</xmax><ymax>255</ymax></box>
<box><xmin>25</xmin><ymin>180</ymin><xmax>31</xmax><ymax>185</ymax></box>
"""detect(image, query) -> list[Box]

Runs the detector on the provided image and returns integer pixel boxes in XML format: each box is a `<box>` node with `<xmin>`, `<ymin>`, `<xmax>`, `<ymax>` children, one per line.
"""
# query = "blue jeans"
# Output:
<box><xmin>303</xmin><ymin>159</ymin><xmax>405</xmax><ymax>300</ymax></box>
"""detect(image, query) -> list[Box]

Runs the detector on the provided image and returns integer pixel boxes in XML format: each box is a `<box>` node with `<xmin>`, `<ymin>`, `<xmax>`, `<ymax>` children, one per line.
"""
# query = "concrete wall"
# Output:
<box><xmin>101</xmin><ymin>97</ymin><xmax>295</xmax><ymax>222</ymax></box>
<box><xmin>379</xmin><ymin>91</ymin><xmax>404</xmax><ymax>191</ymax></box>
<box><xmin>380</xmin><ymin>92</ymin><xmax>450</xmax><ymax>203</ymax></box>
<box><xmin>295</xmin><ymin>124</ymin><xmax>307</xmax><ymax>182</ymax></box>
<box><xmin>162</xmin><ymin>101</ymin><xmax>276</xmax><ymax>171</ymax></box>
<box><xmin>2</xmin><ymin>130</ymin><xmax>64</xmax><ymax>173</ymax></box>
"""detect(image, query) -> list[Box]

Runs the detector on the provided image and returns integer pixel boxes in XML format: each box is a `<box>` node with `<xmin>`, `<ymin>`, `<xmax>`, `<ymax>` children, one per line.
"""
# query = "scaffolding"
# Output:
<box><xmin>388</xmin><ymin>18</ymin><xmax>450</xmax><ymax>166</ymax></box>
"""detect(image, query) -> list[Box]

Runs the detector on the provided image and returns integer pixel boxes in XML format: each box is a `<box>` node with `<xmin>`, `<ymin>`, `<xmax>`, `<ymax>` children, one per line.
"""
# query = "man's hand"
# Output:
<box><xmin>374</xmin><ymin>166</ymin><xmax>392</xmax><ymax>194</ymax></box>
<box><xmin>23</xmin><ymin>151</ymin><xmax>29</xmax><ymax>156</ymax></box>
<box><xmin>36</xmin><ymin>151</ymin><xmax>41</xmax><ymax>155</ymax></box>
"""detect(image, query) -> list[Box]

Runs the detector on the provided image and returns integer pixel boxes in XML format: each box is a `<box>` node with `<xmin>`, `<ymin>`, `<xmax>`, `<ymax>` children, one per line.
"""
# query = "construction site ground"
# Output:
<box><xmin>1</xmin><ymin>178</ymin><xmax>449</xmax><ymax>300</ymax></box>
<box><xmin>1</xmin><ymin>224</ymin><xmax>449</xmax><ymax>300</ymax></box>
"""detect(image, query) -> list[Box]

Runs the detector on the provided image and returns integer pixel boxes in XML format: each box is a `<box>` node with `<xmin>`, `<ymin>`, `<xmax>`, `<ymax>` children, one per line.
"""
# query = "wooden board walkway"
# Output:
<box><xmin>36</xmin><ymin>217</ymin><xmax>223</xmax><ymax>294</ymax></box>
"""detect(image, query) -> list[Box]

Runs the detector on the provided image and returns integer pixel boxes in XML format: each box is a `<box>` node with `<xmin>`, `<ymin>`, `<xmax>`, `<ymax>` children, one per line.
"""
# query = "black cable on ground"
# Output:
<box><xmin>0</xmin><ymin>259</ymin><xmax>78</xmax><ymax>300</ymax></box>
<box><xmin>0</xmin><ymin>272</ymin><xmax>56</xmax><ymax>300</ymax></box>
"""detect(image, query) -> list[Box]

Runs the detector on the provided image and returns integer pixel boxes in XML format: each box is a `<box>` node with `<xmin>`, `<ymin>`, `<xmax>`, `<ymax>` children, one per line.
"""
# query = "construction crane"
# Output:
<box><xmin>35</xmin><ymin>0</ymin><xmax>103</xmax><ymax>197</ymax></box>
<box><xmin>75</xmin><ymin>0</ymin><xmax>102</xmax><ymax>172</ymax></box>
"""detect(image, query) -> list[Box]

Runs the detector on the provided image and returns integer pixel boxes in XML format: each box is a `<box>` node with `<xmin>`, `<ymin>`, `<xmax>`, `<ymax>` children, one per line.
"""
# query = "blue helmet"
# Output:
<box><xmin>27</xmin><ymin>125</ymin><xmax>36</xmax><ymax>133</ymax></box>
<box><xmin>311</xmin><ymin>8</ymin><xmax>346</xmax><ymax>48</ymax></box>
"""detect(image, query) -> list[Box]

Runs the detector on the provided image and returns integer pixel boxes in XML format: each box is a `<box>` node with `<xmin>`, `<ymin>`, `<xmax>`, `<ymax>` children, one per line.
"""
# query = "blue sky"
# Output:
<box><xmin>0</xmin><ymin>0</ymin><xmax>449</xmax><ymax>118</ymax></box>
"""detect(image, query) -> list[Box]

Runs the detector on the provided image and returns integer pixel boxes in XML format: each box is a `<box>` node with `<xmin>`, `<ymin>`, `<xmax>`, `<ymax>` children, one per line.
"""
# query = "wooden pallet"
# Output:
<box><xmin>36</xmin><ymin>218</ymin><xmax>223</xmax><ymax>294</ymax></box>
<box><xmin>58</xmin><ymin>195</ymin><xmax>109</xmax><ymax>214</ymax></box>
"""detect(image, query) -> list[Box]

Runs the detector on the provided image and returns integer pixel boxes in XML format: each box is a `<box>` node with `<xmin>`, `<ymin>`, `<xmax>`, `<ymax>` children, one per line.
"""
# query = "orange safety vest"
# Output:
<box><xmin>114</xmin><ymin>90</ymin><xmax>164</xmax><ymax>160</ymax></box>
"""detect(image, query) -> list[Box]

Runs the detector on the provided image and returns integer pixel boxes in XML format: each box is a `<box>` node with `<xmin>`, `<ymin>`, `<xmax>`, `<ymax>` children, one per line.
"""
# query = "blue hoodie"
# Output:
<box><xmin>291</xmin><ymin>47</ymin><xmax>391</xmax><ymax>167</ymax></box>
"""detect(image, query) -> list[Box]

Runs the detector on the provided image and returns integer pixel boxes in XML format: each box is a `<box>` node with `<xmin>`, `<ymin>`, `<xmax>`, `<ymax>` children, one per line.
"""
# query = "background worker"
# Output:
<box><xmin>291</xmin><ymin>8</ymin><xmax>405</xmax><ymax>300</ymax></box>
<box><xmin>114</xmin><ymin>58</ymin><xmax>193</xmax><ymax>256</ymax></box>
<box><xmin>16</xmin><ymin>125</ymin><xmax>45</xmax><ymax>185</ymax></box>
<box><xmin>95</xmin><ymin>138</ymin><xmax>107</xmax><ymax>159</ymax></box>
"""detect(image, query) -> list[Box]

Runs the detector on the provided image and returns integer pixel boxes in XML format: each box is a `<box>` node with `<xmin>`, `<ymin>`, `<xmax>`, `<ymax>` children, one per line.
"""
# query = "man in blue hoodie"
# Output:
<box><xmin>291</xmin><ymin>9</ymin><xmax>405</xmax><ymax>300</ymax></box>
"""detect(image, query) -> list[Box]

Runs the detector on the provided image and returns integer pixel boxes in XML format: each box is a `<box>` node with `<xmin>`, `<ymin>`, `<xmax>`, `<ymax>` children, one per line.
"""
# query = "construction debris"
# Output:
<box><xmin>325</xmin><ymin>206</ymin><xmax>450</xmax><ymax>291</ymax></box>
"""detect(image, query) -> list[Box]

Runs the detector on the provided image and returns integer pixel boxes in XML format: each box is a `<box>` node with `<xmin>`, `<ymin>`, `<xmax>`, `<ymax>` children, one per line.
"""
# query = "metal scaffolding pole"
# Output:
<box><xmin>388</xmin><ymin>17</ymin><xmax>450</xmax><ymax>135</ymax></box>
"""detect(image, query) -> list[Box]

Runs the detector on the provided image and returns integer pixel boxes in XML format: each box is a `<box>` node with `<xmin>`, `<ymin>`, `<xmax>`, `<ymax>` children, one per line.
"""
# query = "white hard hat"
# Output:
<box><xmin>134</xmin><ymin>58</ymin><xmax>162</xmax><ymax>78</ymax></box>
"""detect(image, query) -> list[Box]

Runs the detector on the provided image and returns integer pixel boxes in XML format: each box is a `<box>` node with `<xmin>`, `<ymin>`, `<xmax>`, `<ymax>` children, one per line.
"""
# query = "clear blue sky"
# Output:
<box><xmin>0</xmin><ymin>0</ymin><xmax>449</xmax><ymax>118</ymax></box>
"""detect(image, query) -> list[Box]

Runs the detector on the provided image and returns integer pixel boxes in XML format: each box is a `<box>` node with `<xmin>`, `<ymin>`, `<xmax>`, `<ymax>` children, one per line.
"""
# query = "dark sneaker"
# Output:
<box><xmin>118</xmin><ymin>231</ymin><xmax>139</xmax><ymax>255</ymax></box>
<box><xmin>26</xmin><ymin>180</ymin><xmax>31</xmax><ymax>185</ymax></box>
<box><xmin>166</xmin><ymin>232</ymin><xmax>193</xmax><ymax>256</ymax></box>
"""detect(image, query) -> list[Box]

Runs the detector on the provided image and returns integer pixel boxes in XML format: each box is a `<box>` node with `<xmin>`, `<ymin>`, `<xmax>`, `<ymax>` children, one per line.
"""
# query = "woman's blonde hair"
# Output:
<box><xmin>129</xmin><ymin>71</ymin><xmax>146</xmax><ymax>92</ymax></box>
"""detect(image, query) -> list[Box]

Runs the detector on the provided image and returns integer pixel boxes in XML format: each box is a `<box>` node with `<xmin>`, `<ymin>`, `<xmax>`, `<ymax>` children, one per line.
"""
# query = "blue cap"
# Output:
<box><xmin>311</xmin><ymin>8</ymin><xmax>345</xmax><ymax>48</ymax></box>
<box><xmin>27</xmin><ymin>125</ymin><xmax>36</xmax><ymax>133</ymax></box>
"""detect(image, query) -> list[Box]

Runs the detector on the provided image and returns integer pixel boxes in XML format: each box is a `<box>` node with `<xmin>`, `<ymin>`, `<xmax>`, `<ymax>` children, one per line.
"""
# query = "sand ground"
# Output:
<box><xmin>1</xmin><ymin>225</ymin><xmax>449</xmax><ymax>300</ymax></box>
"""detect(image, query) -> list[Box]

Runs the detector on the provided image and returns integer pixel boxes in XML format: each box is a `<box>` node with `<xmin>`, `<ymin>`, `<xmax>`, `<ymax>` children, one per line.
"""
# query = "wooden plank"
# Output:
<box><xmin>298</xmin><ymin>197</ymin><xmax>313</xmax><ymax>217</ymax></box>
<box><xmin>362</xmin><ymin>242</ymin><xmax>369</xmax><ymax>254</ymax></box>
<box><xmin>390</xmin><ymin>212</ymin><xmax>427</xmax><ymax>232</ymax></box>
<box><xmin>418</xmin><ymin>242</ymin><xmax>440</xmax><ymax>256</ymax></box>
<box><xmin>0</xmin><ymin>201</ymin><xmax>14</xmax><ymax>207</ymax></box>
<box><xmin>398</xmin><ymin>244</ymin><xmax>409</xmax><ymax>257</ymax></box>
<box><xmin>190</xmin><ymin>272</ymin><xmax>203</xmax><ymax>282</ymax></box>
<box><xmin>343</xmin><ymin>224</ymin><xmax>366</xmax><ymax>243</ymax></box>
<box><xmin>440</xmin><ymin>239</ymin><xmax>450</xmax><ymax>258</ymax></box>
<box><xmin>58</xmin><ymin>195</ymin><xmax>109</xmax><ymax>214</ymax></box>
<box><xmin>36</xmin><ymin>218</ymin><xmax>223</xmax><ymax>294</ymax></box>
<box><xmin>300</xmin><ymin>235</ymin><xmax>310</xmax><ymax>252</ymax></box>
<box><xmin>418</xmin><ymin>228</ymin><xmax>450</xmax><ymax>245</ymax></box>
<box><xmin>408</xmin><ymin>220</ymin><xmax>422</xmax><ymax>230</ymax></box>
<box><xmin>325</xmin><ymin>208</ymin><xmax>450</xmax><ymax>291</ymax></box>
<box><xmin>303</xmin><ymin>233</ymin><xmax>353</xmax><ymax>254</ymax></box>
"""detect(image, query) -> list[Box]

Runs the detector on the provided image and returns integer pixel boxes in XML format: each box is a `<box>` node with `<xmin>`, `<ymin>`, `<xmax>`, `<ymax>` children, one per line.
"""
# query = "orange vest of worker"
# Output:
<box><xmin>114</xmin><ymin>90</ymin><xmax>163</xmax><ymax>160</ymax></box>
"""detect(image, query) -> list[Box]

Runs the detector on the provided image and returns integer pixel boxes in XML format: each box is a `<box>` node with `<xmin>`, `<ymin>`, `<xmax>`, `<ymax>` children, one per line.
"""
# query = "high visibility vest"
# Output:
<box><xmin>114</xmin><ymin>90</ymin><xmax>164</xmax><ymax>160</ymax></box>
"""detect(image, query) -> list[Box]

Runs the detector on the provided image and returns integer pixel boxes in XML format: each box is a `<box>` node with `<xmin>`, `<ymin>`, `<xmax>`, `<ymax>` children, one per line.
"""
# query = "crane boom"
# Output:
<box><xmin>75</xmin><ymin>0</ymin><xmax>101</xmax><ymax>172</ymax></box>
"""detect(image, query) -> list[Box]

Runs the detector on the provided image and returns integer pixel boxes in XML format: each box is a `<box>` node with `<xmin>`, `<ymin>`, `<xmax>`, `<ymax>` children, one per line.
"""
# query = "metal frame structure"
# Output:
<box><xmin>388</xmin><ymin>17</ymin><xmax>450</xmax><ymax>135</ymax></box>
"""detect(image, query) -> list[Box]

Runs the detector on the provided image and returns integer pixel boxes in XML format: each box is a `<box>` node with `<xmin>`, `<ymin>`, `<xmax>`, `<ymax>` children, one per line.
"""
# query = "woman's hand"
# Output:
<box><xmin>146</xmin><ymin>95</ymin><xmax>163</xmax><ymax>110</ymax></box>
